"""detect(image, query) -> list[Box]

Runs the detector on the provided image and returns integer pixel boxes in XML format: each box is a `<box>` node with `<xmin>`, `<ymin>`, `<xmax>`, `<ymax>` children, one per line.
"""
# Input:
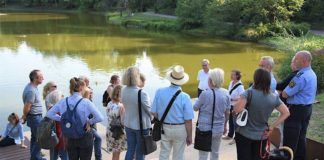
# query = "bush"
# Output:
<box><xmin>176</xmin><ymin>0</ymin><xmax>211</xmax><ymax>29</ymax></box>
<box><xmin>154</xmin><ymin>0</ymin><xmax>177</xmax><ymax>15</ymax></box>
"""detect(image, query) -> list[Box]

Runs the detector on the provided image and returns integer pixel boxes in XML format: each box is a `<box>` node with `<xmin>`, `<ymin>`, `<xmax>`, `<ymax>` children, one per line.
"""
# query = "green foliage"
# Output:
<box><xmin>261</xmin><ymin>33</ymin><xmax>324</xmax><ymax>92</ymax></box>
<box><xmin>154</xmin><ymin>0</ymin><xmax>177</xmax><ymax>15</ymax></box>
<box><xmin>295</xmin><ymin>0</ymin><xmax>324</xmax><ymax>23</ymax></box>
<box><xmin>176</xmin><ymin>0</ymin><xmax>211</xmax><ymax>29</ymax></box>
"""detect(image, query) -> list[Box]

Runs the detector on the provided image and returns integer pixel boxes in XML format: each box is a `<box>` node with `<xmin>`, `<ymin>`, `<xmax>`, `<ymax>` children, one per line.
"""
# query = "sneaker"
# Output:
<box><xmin>229</xmin><ymin>139</ymin><xmax>236</xmax><ymax>145</ymax></box>
<box><xmin>222</xmin><ymin>136</ymin><xmax>232</xmax><ymax>140</ymax></box>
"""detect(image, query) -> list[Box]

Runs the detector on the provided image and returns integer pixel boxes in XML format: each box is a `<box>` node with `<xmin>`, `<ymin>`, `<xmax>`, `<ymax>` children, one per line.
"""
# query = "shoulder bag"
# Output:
<box><xmin>138</xmin><ymin>89</ymin><xmax>157</xmax><ymax>155</ymax></box>
<box><xmin>152</xmin><ymin>90</ymin><xmax>181</xmax><ymax>141</ymax></box>
<box><xmin>236</xmin><ymin>89</ymin><xmax>252</xmax><ymax>127</ymax></box>
<box><xmin>194</xmin><ymin>89</ymin><xmax>216</xmax><ymax>152</ymax></box>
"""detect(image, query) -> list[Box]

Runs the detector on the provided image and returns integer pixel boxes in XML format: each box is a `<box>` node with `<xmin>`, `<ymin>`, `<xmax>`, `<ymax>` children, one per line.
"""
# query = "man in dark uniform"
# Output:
<box><xmin>282</xmin><ymin>50</ymin><xmax>317</xmax><ymax>160</ymax></box>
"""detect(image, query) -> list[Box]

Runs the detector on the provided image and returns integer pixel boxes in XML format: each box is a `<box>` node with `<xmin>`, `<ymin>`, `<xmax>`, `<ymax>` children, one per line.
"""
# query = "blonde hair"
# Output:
<box><xmin>111</xmin><ymin>85</ymin><xmax>122</xmax><ymax>102</ymax></box>
<box><xmin>122</xmin><ymin>66</ymin><xmax>140</xmax><ymax>86</ymax></box>
<box><xmin>43</xmin><ymin>81</ymin><xmax>56</xmax><ymax>99</ymax></box>
<box><xmin>47</xmin><ymin>90</ymin><xmax>64</xmax><ymax>105</ymax></box>
<box><xmin>209</xmin><ymin>68</ymin><xmax>224</xmax><ymax>88</ymax></box>
<box><xmin>70</xmin><ymin>77</ymin><xmax>86</xmax><ymax>95</ymax></box>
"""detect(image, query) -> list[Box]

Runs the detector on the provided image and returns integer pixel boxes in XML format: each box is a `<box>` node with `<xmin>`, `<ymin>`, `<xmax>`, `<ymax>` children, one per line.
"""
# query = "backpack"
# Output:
<box><xmin>102</xmin><ymin>90</ymin><xmax>111</xmax><ymax>107</ymax></box>
<box><xmin>60</xmin><ymin>97</ymin><xmax>85</xmax><ymax>139</ymax></box>
<box><xmin>37</xmin><ymin>117</ymin><xmax>59</xmax><ymax>149</ymax></box>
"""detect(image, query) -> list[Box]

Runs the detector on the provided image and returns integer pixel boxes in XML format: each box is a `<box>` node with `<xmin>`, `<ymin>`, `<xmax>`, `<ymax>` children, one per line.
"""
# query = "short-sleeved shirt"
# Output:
<box><xmin>22</xmin><ymin>83</ymin><xmax>43</xmax><ymax>115</ymax></box>
<box><xmin>236</xmin><ymin>89</ymin><xmax>282</xmax><ymax>140</ymax></box>
<box><xmin>228</xmin><ymin>80</ymin><xmax>245</xmax><ymax>106</ymax></box>
<box><xmin>284</xmin><ymin>66</ymin><xmax>317</xmax><ymax>105</ymax></box>
<box><xmin>194</xmin><ymin>88</ymin><xmax>231</xmax><ymax>134</ymax></box>
<box><xmin>151</xmin><ymin>85</ymin><xmax>194</xmax><ymax>124</ymax></box>
<box><xmin>270</xmin><ymin>73</ymin><xmax>278</xmax><ymax>94</ymax></box>
<box><xmin>197</xmin><ymin>70</ymin><xmax>210</xmax><ymax>90</ymax></box>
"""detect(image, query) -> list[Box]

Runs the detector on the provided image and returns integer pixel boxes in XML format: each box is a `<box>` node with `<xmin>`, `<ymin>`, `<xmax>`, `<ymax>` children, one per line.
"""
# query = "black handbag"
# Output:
<box><xmin>152</xmin><ymin>90</ymin><xmax>181</xmax><ymax>141</ymax></box>
<box><xmin>194</xmin><ymin>89</ymin><xmax>216</xmax><ymax>152</ymax></box>
<box><xmin>138</xmin><ymin>89</ymin><xmax>157</xmax><ymax>155</ymax></box>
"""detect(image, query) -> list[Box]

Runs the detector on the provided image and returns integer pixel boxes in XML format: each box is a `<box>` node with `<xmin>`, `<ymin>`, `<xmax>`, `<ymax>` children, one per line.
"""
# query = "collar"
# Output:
<box><xmin>299</xmin><ymin>66</ymin><xmax>311</xmax><ymax>73</ymax></box>
<box><xmin>72</xmin><ymin>92</ymin><xmax>82</xmax><ymax>97</ymax></box>
<box><xmin>232</xmin><ymin>80</ymin><xmax>242</xmax><ymax>86</ymax></box>
<box><xmin>170</xmin><ymin>84</ymin><xmax>181</xmax><ymax>90</ymax></box>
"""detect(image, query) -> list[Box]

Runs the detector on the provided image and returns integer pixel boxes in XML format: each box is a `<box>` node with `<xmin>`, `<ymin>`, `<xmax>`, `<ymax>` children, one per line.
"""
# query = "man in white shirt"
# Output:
<box><xmin>197</xmin><ymin>59</ymin><xmax>210</xmax><ymax>97</ymax></box>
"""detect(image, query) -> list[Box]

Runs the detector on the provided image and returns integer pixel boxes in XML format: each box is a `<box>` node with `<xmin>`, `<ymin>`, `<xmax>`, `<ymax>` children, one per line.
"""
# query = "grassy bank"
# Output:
<box><xmin>308</xmin><ymin>93</ymin><xmax>324</xmax><ymax>143</ymax></box>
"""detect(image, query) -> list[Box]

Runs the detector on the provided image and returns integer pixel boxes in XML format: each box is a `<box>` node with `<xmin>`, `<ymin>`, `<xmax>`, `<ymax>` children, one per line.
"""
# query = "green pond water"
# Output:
<box><xmin>0</xmin><ymin>12</ymin><xmax>283</xmax><ymax>129</ymax></box>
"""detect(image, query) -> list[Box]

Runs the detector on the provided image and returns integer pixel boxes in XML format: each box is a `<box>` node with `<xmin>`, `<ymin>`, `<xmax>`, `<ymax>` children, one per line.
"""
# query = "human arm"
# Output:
<box><xmin>282</xmin><ymin>76</ymin><xmax>304</xmax><ymax>98</ymax></box>
<box><xmin>88</xmin><ymin>102</ymin><xmax>104</xmax><ymax>125</ymax></box>
<box><xmin>265</xmin><ymin>103</ymin><xmax>290</xmax><ymax>137</ymax></box>
<box><xmin>185</xmin><ymin>120</ymin><xmax>192</xmax><ymax>146</ymax></box>
<box><xmin>193</xmin><ymin>91</ymin><xmax>206</xmax><ymax>111</ymax></box>
<box><xmin>224</xmin><ymin>93</ymin><xmax>231</xmax><ymax>135</ymax></box>
<box><xmin>107</xmin><ymin>86</ymin><xmax>113</xmax><ymax>100</ymax></box>
<box><xmin>1</xmin><ymin>124</ymin><xmax>9</xmax><ymax>141</ymax></box>
<box><xmin>150</xmin><ymin>90</ymin><xmax>159</xmax><ymax>118</ymax></box>
<box><xmin>46</xmin><ymin>100</ymin><xmax>62</xmax><ymax>121</ymax></box>
<box><xmin>119</xmin><ymin>104</ymin><xmax>125</xmax><ymax>125</ymax></box>
<box><xmin>276</xmin><ymin>72</ymin><xmax>296</xmax><ymax>91</ymax></box>
<box><xmin>18</xmin><ymin>124</ymin><xmax>27</xmax><ymax>148</ymax></box>
<box><xmin>141</xmin><ymin>90</ymin><xmax>152</xmax><ymax>118</ymax></box>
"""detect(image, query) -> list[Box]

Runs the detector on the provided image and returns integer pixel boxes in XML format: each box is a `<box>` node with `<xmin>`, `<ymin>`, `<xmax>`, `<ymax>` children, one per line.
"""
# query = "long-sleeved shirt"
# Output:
<box><xmin>2</xmin><ymin>122</ymin><xmax>24</xmax><ymax>144</ymax></box>
<box><xmin>46</xmin><ymin>92</ymin><xmax>104</xmax><ymax>126</ymax></box>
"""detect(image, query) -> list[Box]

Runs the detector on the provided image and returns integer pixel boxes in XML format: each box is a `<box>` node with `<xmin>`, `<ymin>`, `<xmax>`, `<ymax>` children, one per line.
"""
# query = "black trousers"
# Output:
<box><xmin>227</xmin><ymin>105</ymin><xmax>235</xmax><ymax>138</ymax></box>
<box><xmin>198</xmin><ymin>88</ymin><xmax>203</xmax><ymax>98</ymax></box>
<box><xmin>235</xmin><ymin>133</ymin><xmax>267</xmax><ymax>160</ymax></box>
<box><xmin>283</xmin><ymin>105</ymin><xmax>312</xmax><ymax>160</ymax></box>
<box><xmin>67</xmin><ymin>132</ymin><xmax>94</xmax><ymax>160</ymax></box>
<box><xmin>0</xmin><ymin>136</ymin><xmax>15</xmax><ymax>147</ymax></box>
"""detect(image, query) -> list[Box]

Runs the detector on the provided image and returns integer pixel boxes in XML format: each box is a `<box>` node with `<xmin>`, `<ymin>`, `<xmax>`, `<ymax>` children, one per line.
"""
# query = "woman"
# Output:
<box><xmin>106</xmin><ymin>85</ymin><xmax>127</xmax><ymax>160</ymax></box>
<box><xmin>47</xmin><ymin>90</ymin><xmax>68</xmax><ymax>160</ymax></box>
<box><xmin>0</xmin><ymin>113</ymin><xmax>27</xmax><ymax>148</ymax></box>
<box><xmin>234</xmin><ymin>68</ymin><xmax>290</xmax><ymax>160</ymax></box>
<box><xmin>43</xmin><ymin>81</ymin><xmax>57</xmax><ymax>110</ymax></box>
<box><xmin>103</xmin><ymin>75</ymin><xmax>121</xmax><ymax>107</ymax></box>
<box><xmin>121</xmin><ymin>67</ymin><xmax>151</xmax><ymax>160</ymax></box>
<box><xmin>194</xmin><ymin>68</ymin><xmax>231</xmax><ymax>160</ymax></box>
<box><xmin>46</xmin><ymin>77</ymin><xmax>104</xmax><ymax>160</ymax></box>
<box><xmin>223</xmin><ymin>70</ymin><xmax>245</xmax><ymax>145</ymax></box>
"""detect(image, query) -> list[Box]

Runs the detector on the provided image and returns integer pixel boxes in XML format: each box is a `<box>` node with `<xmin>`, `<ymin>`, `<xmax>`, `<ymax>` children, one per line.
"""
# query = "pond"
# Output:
<box><xmin>0</xmin><ymin>12</ymin><xmax>283</xmax><ymax>129</ymax></box>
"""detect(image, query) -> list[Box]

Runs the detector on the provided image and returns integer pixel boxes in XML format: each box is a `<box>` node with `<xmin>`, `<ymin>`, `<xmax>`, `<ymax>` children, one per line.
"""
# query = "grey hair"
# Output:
<box><xmin>261</xmin><ymin>56</ymin><xmax>275</xmax><ymax>69</ymax></box>
<box><xmin>47</xmin><ymin>90</ymin><xmax>64</xmax><ymax>106</ymax></box>
<box><xmin>296</xmin><ymin>50</ymin><xmax>312</xmax><ymax>62</ymax></box>
<box><xmin>122</xmin><ymin>66</ymin><xmax>140</xmax><ymax>86</ymax></box>
<box><xmin>209</xmin><ymin>68</ymin><xmax>224</xmax><ymax>88</ymax></box>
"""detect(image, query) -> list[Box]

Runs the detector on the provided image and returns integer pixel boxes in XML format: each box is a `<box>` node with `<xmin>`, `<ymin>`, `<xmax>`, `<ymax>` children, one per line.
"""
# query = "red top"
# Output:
<box><xmin>55</xmin><ymin>115</ymin><xmax>66</xmax><ymax>150</ymax></box>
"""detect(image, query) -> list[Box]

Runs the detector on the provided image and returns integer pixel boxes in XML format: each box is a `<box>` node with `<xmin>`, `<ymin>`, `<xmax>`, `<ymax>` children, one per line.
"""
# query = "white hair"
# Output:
<box><xmin>201</xmin><ymin>59</ymin><xmax>210</xmax><ymax>65</ymax></box>
<box><xmin>261</xmin><ymin>56</ymin><xmax>275</xmax><ymax>69</ymax></box>
<box><xmin>209</xmin><ymin>68</ymin><xmax>224</xmax><ymax>88</ymax></box>
<box><xmin>47</xmin><ymin>90</ymin><xmax>64</xmax><ymax>105</ymax></box>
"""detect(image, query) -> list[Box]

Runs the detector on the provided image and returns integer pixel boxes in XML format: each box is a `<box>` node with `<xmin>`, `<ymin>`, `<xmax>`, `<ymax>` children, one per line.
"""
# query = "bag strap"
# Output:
<box><xmin>138</xmin><ymin>89</ymin><xmax>144</xmax><ymax>136</ymax></box>
<box><xmin>229</xmin><ymin>83</ymin><xmax>242</xmax><ymax>95</ymax></box>
<box><xmin>65</xmin><ymin>97</ymin><xmax>83</xmax><ymax>112</ymax></box>
<box><xmin>211</xmin><ymin>89</ymin><xmax>216</xmax><ymax>129</ymax></box>
<box><xmin>159</xmin><ymin>90</ymin><xmax>181</xmax><ymax>123</ymax></box>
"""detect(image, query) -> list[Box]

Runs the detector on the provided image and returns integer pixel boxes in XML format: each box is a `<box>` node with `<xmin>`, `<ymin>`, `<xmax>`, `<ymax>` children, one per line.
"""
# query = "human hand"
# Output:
<box><xmin>20</xmin><ymin>144</ymin><xmax>27</xmax><ymax>149</ymax></box>
<box><xmin>263</xmin><ymin>127</ymin><xmax>273</xmax><ymax>138</ymax></box>
<box><xmin>186</xmin><ymin>136</ymin><xmax>192</xmax><ymax>146</ymax></box>
<box><xmin>85</xmin><ymin>122</ymin><xmax>91</xmax><ymax>133</ymax></box>
<box><xmin>21</xmin><ymin>115</ymin><xmax>27</xmax><ymax>124</ymax></box>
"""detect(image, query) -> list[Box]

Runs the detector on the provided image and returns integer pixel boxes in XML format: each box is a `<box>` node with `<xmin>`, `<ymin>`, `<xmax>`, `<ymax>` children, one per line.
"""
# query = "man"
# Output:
<box><xmin>259</xmin><ymin>56</ymin><xmax>277</xmax><ymax>93</ymax></box>
<box><xmin>197</xmin><ymin>59</ymin><xmax>210</xmax><ymax>97</ymax></box>
<box><xmin>282</xmin><ymin>51</ymin><xmax>317</xmax><ymax>160</ymax></box>
<box><xmin>151</xmin><ymin>65</ymin><xmax>194</xmax><ymax>160</ymax></box>
<box><xmin>79</xmin><ymin>75</ymin><xmax>102</xmax><ymax>160</ymax></box>
<box><xmin>22</xmin><ymin>69</ymin><xmax>45</xmax><ymax>160</ymax></box>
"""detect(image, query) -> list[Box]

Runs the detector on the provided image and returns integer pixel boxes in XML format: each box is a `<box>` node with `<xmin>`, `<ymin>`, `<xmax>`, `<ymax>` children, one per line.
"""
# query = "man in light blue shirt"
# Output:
<box><xmin>282</xmin><ymin>51</ymin><xmax>317</xmax><ymax>160</ymax></box>
<box><xmin>259</xmin><ymin>56</ymin><xmax>277</xmax><ymax>93</ymax></box>
<box><xmin>151</xmin><ymin>65</ymin><xmax>194</xmax><ymax>160</ymax></box>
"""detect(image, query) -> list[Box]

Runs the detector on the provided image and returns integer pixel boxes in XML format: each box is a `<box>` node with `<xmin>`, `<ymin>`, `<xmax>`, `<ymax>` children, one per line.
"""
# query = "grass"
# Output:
<box><xmin>269</xmin><ymin>93</ymin><xmax>324</xmax><ymax>143</ymax></box>
<box><xmin>308</xmin><ymin>93</ymin><xmax>324</xmax><ymax>143</ymax></box>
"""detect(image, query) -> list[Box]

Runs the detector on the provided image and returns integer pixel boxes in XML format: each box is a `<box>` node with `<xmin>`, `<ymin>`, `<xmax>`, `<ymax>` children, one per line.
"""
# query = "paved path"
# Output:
<box><xmin>141</xmin><ymin>12</ymin><xmax>178</xmax><ymax>20</ymax></box>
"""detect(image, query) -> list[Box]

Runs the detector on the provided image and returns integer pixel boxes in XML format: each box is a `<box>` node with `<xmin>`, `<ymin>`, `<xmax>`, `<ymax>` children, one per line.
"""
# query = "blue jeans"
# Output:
<box><xmin>27</xmin><ymin>114</ymin><xmax>43</xmax><ymax>160</ymax></box>
<box><xmin>92</xmin><ymin>128</ymin><xmax>102</xmax><ymax>160</ymax></box>
<box><xmin>125</xmin><ymin>127</ymin><xmax>149</xmax><ymax>160</ymax></box>
<box><xmin>50</xmin><ymin>148</ymin><xmax>68</xmax><ymax>160</ymax></box>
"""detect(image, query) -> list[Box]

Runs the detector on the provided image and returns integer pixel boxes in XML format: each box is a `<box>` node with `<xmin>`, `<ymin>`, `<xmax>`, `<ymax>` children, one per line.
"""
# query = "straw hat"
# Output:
<box><xmin>166</xmin><ymin>65</ymin><xmax>189</xmax><ymax>86</ymax></box>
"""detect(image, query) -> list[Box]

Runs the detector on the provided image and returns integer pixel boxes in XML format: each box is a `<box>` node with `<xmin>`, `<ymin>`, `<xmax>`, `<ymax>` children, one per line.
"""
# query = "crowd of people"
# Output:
<box><xmin>0</xmin><ymin>50</ymin><xmax>317</xmax><ymax>160</ymax></box>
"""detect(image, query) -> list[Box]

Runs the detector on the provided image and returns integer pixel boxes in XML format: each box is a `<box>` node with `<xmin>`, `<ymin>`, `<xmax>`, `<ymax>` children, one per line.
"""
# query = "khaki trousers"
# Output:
<box><xmin>159</xmin><ymin>124</ymin><xmax>187</xmax><ymax>160</ymax></box>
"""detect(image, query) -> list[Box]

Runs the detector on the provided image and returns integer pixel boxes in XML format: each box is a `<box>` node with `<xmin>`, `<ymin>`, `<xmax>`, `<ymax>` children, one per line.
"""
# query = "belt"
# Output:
<box><xmin>163</xmin><ymin>122</ymin><xmax>185</xmax><ymax>125</ymax></box>
<box><xmin>288</xmin><ymin>104</ymin><xmax>312</xmax><ymax>107</ymax></box>
<box><xmin>27</xmin><ymin>114</ymin><xmax>42</xmax><ymax>116</ymax></box>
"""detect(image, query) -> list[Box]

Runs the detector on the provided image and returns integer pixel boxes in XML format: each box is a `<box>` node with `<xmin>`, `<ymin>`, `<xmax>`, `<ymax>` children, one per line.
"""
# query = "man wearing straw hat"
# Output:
<box><xmin>151</xmin><ymin>65</ymin><xmax>194</xmax><ymax>160</ymax></box>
